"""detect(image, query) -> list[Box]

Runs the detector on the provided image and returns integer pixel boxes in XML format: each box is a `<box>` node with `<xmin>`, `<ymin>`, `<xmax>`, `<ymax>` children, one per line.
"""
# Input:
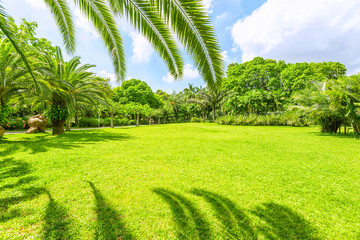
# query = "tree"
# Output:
<box><xmin>34</xmin><ymin>47</ymin><xmax>104</xmax><ymax>135</ymax></box>
<box><xmin>2</xmin><ymin>0</ymin><xmax>224</xmax><ymax>88</ymax></box>
<box><xmin>113</xmin><ymin>79</ymin><xmax>161</xmax><ymax>108</ymax></box>
<box><xmin>0</xmin><ymin>40</ymin><xmax>30</xmax><ymax>125</ymax></box>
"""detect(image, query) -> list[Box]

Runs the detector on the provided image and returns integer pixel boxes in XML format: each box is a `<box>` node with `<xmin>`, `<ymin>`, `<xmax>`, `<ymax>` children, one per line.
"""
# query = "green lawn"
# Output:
<box><xmin>1</xmin><ymin>124</ymin><xmax>359</xmax><ymax>239</ymax></box>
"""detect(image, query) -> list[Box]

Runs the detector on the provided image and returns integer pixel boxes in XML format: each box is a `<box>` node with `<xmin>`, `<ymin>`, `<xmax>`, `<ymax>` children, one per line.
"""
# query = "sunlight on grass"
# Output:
<box><xmin>1</xmin><ymin>124</ymin><xmax>359</xmax><ymax>239</ymax></box>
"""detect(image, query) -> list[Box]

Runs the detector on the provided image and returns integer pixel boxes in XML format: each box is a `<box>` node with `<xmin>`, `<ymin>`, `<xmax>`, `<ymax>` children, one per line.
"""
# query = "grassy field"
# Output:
<box><xmin>0</xmin><ymin>123</ymin><xmax>359</xmax><ymax>239</ymax></box>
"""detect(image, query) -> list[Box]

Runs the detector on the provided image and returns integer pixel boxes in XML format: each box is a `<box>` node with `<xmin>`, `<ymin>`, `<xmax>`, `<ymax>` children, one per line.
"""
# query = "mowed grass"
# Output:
<box><xmin>0</xmin><ymin>123</ymin><xmax>359</xmax><ymax>239</ymax></box>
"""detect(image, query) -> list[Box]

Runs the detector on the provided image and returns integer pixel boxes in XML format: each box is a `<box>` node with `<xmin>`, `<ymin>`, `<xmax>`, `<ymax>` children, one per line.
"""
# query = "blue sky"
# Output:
<box><xmin>6</xmin><ymin>0</ymin><xmax>360</xmax><ymax>92</ymax></box>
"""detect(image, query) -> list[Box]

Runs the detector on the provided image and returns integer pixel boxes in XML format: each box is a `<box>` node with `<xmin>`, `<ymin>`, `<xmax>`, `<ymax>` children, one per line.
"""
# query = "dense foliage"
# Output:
<box><xmin>1</xmin><ymin>18</ymin><xmax>360</xmax><ymax>136</ymax></box>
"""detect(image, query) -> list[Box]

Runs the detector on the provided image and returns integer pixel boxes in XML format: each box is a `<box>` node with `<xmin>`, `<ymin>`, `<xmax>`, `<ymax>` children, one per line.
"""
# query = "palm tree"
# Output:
<box><xmin>33</xmin><ymin>47</ymin><xmax>105</xmax><ymax>135</ymax></box>
<box><xmin>1</xmin><ymin>0</ymin><xmax>224</xmax><ymax>88</ymax></box>
<box><xmin>0</xmin><ymin>40</ymin><xmax>31</xmax><ymax>124</ymax></box>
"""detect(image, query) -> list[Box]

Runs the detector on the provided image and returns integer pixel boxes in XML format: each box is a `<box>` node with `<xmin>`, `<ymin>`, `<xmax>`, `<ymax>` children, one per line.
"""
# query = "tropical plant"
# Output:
<box><xmin>0</xmin><ymin>40</ymin><xmax>31</xmax><ymax>125</ymax></box>
<box><xmin>33</xmin><ymin>47</ymin><xmax>105</xmax><ymax>134</ymax></box>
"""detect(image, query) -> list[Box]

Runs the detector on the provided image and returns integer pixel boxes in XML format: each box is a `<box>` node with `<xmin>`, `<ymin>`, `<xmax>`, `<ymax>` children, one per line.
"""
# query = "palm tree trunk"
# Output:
<box><xmin>65</xmin><ymin>118</ymin><xmax>71</xmax><ymax>131</ymax></box>
<box><xmin>52</xmin><ymin>119</ymin><xmax>65</xmax><ymax>135</ymax></box>
<box><xmin>110</xmin><ymin>112</ymin><xmax>114</xmax><ymax>128</ymax></box>
<box><xmin>212</xmin><ymin>106</ymin><xmax>215</xmax><ymax>122</ymax></box>
<box><xmin>136</xmin><ymin>114</ymin><xmax>139</xmax><ymax>127</ymax></box>
<box><xmin>75</xmin><ymin>112</ymin><xmax>79</xmax><ymax>127</ymax></box>
<box><xmin>158</xmin><ymin>117</ymin><xmax>160</xmax><ymax>124</ymax></box>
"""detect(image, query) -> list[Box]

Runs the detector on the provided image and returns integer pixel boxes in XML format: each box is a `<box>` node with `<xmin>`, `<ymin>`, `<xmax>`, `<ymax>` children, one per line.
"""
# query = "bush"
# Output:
<box><xmin>216</xmin><ymin>113</ymin><xmax>313</xmax><ymax>127</ymax></box>
<box><xmin>129</xmin><ymin>120</ymin><xmax>137</xmax><ymax>125</ymax></box>
<box><xmin>191</xmin><ymin>117</ymin><xmax>203</xmax><ymax>123</ymax></box>
<box><xmin>100</xmin><ymin>118</ymin><xmax>111</xmax><ymax>127</ymax></box>
<box><xmin>3</xmin><ymin>118</ymin><xmax>27</xmax><ymax>130</ymax></box>
<box><xmin>79</xmin><ymin>118</ymin><xmax>99</xmax><ymax>127</ymax></box>
<box><xmin>118</xmin><ymin>118</ymin><xmax>129</xmax><ymax>126</ymax></box>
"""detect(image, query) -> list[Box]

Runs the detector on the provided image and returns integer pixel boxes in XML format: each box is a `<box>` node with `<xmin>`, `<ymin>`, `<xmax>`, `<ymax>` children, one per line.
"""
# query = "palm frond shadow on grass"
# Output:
<box><xmin>87</xmin><ymin>181</ymin><xmax>133</xmax><ymax>240</ymax></box>
<box><xmin>251</xmin><ymin>202</ymin><xmax>320</xmax><ymax>240</ymax></box>
<box><xmin>190</xmin><ymin>188</ymin><xmax>256</xmax><ymax>239</ymax></box>
<box><xmin>0</xmin><ymin>158</ymin><xmax>44</xmax><ymax>222</ymax></box>
<box><xmin>154</xmin><ymin>188</ymin><xmax>320</xmax><ymax>240</ymax></box>
<box><xmin>42</xmin><ymin>191</ymin><xmax>73</xmax><ymax>240</ymax></box>
<box><xmin>152</xmin><ymin>188</ymin><xmax>212</xmax><ymax>240</ymax></box>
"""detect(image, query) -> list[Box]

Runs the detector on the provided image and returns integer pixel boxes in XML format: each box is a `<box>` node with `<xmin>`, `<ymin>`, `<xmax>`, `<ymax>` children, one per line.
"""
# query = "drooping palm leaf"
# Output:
<box><xmin>74</xmin><ymin>0</ymin><xmax>126</xmax><ymax>81</ymax></box>
<box><xmin>43</xmin><ymin>0</ymin><xmax>76</xmax><ymax>54</ymax></box>
<box><xmin>151</xmin><ymin>0</ymin><xmax>224</xmax><ymax>88</ymax></box>
<box><xmin>110</xmin><ymin>0</ymin><xmax>183</xmax><ymax>79</ymax></box>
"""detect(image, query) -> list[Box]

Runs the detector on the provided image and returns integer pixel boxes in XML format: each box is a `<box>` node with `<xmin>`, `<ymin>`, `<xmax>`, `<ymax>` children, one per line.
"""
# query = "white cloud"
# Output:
<box><xmin>25</xmin><ymin>0</ymin><xmax>47</xmax><ymax>9</ymax></box>
<box><xmin>221</xmin><ymin>50</ymin><xmax>232</xmax><ymax>62</ymax></box>
<box><xmin>98</xmin><ymin>70</ymin><xmax>118</xmax><ymax>87</ymax></box>
<box><xmin>216</xmin><ymin>13</ymin><xmax>228</xmax><ymax>20</ymax></box>
<box><xmin>231</xmin><ymin>0</ymin><xmax>360</xmax><ymax>74</ymax></box>
<box><xmin>129</xmin><ymin>31</ymin><xmax>154</xmax><ymax>63</ymax></box>
<box><xmin>73</xmin><ymin>7</ymin><xmax>99</xmax><ymax>39</ymax></box>
<box><xmin>202</xmin><ymin>0</ymin><xmax>214</xmax><ymax>13</ymax></box>
<box><xmin>162</xmin><ymin>64</ymin><xmax>199</xmax><ymax>83</ymax></box>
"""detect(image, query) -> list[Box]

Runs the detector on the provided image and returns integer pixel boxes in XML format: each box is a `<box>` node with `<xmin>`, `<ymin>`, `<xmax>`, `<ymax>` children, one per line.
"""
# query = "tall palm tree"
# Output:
<box><xmin>33</xmin><ymin>47</ymin><xmax>105</xmax><ymax>135</ymax></box>
<box><xmin>1</xmin><ymin>0</ymin><xmax>224</xmax><ymax>88</ymax></box>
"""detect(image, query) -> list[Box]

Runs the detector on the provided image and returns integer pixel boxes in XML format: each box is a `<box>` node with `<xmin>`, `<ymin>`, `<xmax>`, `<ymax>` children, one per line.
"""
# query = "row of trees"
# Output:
<box><xmin>0</xmin><ymin>19</ymin><xmax>224</xmax><ymax>135</ymax></box>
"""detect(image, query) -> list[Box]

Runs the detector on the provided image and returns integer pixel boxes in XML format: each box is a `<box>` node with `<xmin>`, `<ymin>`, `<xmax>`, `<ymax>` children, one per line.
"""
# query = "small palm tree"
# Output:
<box><xmin>33</xmin><ymin>47</ymin><xmax>105</xmax><ymax>135</ymax></box>
<box><xmin>1</xmin><ymin>0</ymin><xmax>224</xmax><ymax>88</ymax></box>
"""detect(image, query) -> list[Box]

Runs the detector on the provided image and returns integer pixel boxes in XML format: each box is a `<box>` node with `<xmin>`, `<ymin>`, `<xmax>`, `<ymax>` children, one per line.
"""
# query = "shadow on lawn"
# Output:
<box><xmin>153</xmin><ymin>188</ymin><xmax>320</xmax><ymax>240</ymax></box>
<box><xmin>0</xmin><ymin>158</ymin><xmax>45</xmax><ymax>222</ymax></box>
<box><xmin>190</xmin><ymin>188</ymin><xmax>256</xmax><ymax>239</ymax></box>
<box><xmin>153</xmin><ymin>188</ymin><xmax>212</xmax><ymax>239</ymax></box>
<box><xmin>87</xmin><ymin>181</ymin><xmax>133</xmax><ymax>240</ymax></box>
<box><xmin>42</xmin><ymin>191</ymin><xmax>73</xmax><ymax>240</ymax></box>
<box><xmin>0</xmin><ymin>130</ymin><xmax>132</xmax><ymax>157</ymax></box>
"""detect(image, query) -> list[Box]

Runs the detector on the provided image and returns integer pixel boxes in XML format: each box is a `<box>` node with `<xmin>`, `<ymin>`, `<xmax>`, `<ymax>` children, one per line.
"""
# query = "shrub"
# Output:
<box><xmin>79</xmin><ymin>118</ymin><xmax>99</xmax><ymax>127</ymax></box>
<box><xmin>118</xmin><ymin>118</ymin><xmax>129</xmax><ymax>126</ymax></box>
<box><xmin>3</xmin><ymin>118</ymin><xmax>27</xmax><ymax>130</ymax></box>
<box><xmin>191</xmin><ymin>117</ymin><xmax>203</xmax><ymax>123</ymax></box>
<box><xmin>129</xmin><ymin>120</ymin><xmax>137</xmax><ymax>125</ymax></box>
<box><xmin>101</xmin><ymin>118</ymin><xmax>111</xmax><ymax>127</ymax></box>
<box><xmin>216</xmin><ymin>113</ymin><xmax>313</xmax><ymax>127</ymax></box>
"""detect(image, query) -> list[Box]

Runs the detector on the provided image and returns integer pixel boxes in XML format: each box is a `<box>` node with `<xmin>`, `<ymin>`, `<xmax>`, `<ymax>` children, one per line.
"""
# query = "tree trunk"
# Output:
<box><xmin>149</xmin><ymin>117</ymin><xmax>151</xmax><ymax>125</ymax></box>
<box><xmin>75</xmin><ymin>113</ymin><xmax>79</xmax><ymax>127</ymax></box>
<box><xmin>98</xmin><ymin>110</ymin><xmax>100</xmax><ymax>127</ymax></box>
<box><xmin>344</xmin><ymin>125</ymin><xmax>347</xmax><ymax>135</ymax></box>
<box><xmin>164</xmin><ymin>117</ymin><xmax>166</xmax><ymax>124</ymax></box>
<box><xmin>111</xmin><ymin>112</ymin><xmax>114</xmax><ymax>128</ymax></box>
<box><xmin>52</xmin><ymin>119</ymin><xmax>65</xmax><ymax>135</ymax></box>
<box><xmin>203</xmin><ymin>109</ymin><xmax>206</xmax><ymax>123</ymax></box>
<box><xmin>212</xmin><ymin>106</ymin><xmax>215</xmax><ymax>122</ymax></box>
<box><xmin>158</xmin><ymin>117</ymin><xmax>160</xmax><ymax>124</ymax></box>
<box><xmin>65</xmin><ymin>119</ymin><xmax>71</xmax><ymax>131</ymax></box>
<box><xmin>136</xmin><ymin>114</ymin><xmax>139</xmax><ymax>127</ymax></box>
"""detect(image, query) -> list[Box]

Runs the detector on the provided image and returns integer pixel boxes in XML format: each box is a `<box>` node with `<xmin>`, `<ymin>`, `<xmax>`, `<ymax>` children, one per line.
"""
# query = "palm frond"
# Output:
<box><xmin>110</xmin><ymin>0</ymin><xmax>183</xmax><ymax>79</ymax></box>
<box><xmin>74</xmin><ymin>0</ymin><xmax>126</xmax><ymax>81</ymax></box>
<box><xmin>151</xmin><ymin>0</ymin><xmax>224</xmax><ymax>88</ymax></box>
<box><xmin>43</xmin><ymin>0</ymin><xmax>76</xmax><ymax>54</ymax></box>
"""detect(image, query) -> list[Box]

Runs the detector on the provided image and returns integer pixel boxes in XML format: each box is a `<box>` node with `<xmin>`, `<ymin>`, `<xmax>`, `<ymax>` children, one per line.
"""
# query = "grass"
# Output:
<box><xmin>0</xmin><ymin>123</ymin><xmax>359</xmax><ymax>239</ymax></box>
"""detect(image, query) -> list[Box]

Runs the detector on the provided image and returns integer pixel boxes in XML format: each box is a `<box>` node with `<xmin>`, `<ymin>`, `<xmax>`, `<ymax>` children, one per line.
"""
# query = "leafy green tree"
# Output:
<box><xmin>113</xmin><ymin>79</ymin><xmax>161</xmax><ymax>108</ymax></box>
<box><xmin>0</xmin><ymin>40</ymin><xmax>30</xmax><ymax>125</ymax></box>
